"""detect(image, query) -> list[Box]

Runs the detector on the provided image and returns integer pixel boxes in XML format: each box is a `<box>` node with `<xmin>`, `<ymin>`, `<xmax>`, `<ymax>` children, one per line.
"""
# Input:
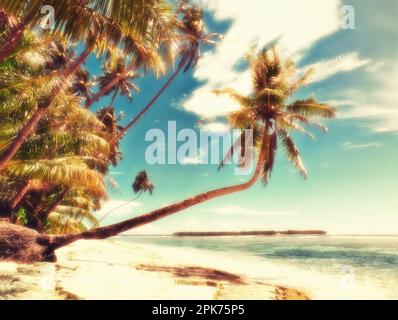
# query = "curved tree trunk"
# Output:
<box><xmin>51</xmin><ymin>122</ymin><xmax>270</xmax><ymax>250</ymax></box>
<box><xmin>0</xmin><ymin>45</ymin><xmax>92</xmax><ymax>171</ymax></box>
<box><xmin>0</xmin><ymin>124</ymin><xmax>269</xmax><ymax>263</ymax></box>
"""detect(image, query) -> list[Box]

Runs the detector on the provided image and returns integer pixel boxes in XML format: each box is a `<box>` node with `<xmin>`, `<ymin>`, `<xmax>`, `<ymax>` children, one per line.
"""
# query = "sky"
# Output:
<box><xmin>86</xmin><ymin>0</ymin><xmax>398</xmax><ymax>235</ymax></box>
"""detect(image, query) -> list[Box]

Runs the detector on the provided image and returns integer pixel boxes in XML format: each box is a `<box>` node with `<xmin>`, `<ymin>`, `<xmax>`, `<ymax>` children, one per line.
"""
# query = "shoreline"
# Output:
<box><xmin>0</xmin><ymin>239</ymin><xmax>309</xmax><ymax>300</ymax></box>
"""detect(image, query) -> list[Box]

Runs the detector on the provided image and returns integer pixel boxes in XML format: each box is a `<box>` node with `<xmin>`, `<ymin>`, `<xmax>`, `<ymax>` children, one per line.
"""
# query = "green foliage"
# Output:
<box><xmin>0</xmin><ymin>21</ymin><xmax>110</xmax><ymax>233</ymax></box>
<box><xmin>16</xmin><ymin>207</ymin><xmax>28</xmax><ymax>226</ymax></box>
<box><xmin>0</xmin><ymin>1</ymin><xmax>187</xmax><ymax>234</ymax></box>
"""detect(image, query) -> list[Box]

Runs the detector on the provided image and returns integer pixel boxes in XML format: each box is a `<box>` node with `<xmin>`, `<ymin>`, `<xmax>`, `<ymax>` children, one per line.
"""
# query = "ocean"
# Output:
<box><xmin>119</xmin><ymin>235</ymin><xmax>398</xmax><ymax>299</ymax></box>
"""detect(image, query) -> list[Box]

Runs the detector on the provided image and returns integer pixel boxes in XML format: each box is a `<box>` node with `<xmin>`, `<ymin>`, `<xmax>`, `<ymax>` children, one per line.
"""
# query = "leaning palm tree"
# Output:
<box><xmin>0</xmin><ymin>0</ymin><xmax>177</xmax><ymax>171</ymax></box>
<box><xmin>112</xmin><ymin>1</ymin><xmax>220</xmax><ymax>141</ymax></box>
<box><xmin>0</xmin><ymin>47</ymin><xmax>335</xmax><ymax>263</ymax></box>
<box><xmin>98</xmin><ymin>170</ymin><xmax>155</xmax><ymax>223</ymax></box>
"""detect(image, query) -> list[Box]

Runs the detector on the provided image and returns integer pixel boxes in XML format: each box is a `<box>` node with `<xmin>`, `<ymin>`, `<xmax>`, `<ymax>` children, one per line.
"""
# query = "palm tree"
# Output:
<box><xmin>95</xmin><ymin>106</ymin><xmax>124</xmax><ymax>167</ymax></box>
<box><xmin>0</xmin><ymin>0</ymin><xmax>177</xmax><ymax>171</ymax></box>
<box><xmin>213</xmin><ymin>47</ymin><xmax>336</xmax><ymax>181</ymax></box>
<box><xmin>0</xmin><ymin>7</ymin><xmax>26</xmax><ymax>63</ymax></box>
<box><xmin>132</xmin><ymin>171</ymin><xmax>155</xmax><ymax>195</ymax></box>
<box><xmin>85</xmin><ymin>58</ymin><xmax>140</xmax><ymax>109</ymax></box>
<box><xmin>70</xmin><ymin>68</ymin><xmax>95</xmax><ymax>100</ymax></box>
<box><xmin>112</xmin><ymin>1</ymin><xmax>220</xmax><ymax>142</ymax></box>
<box><xmin>43</xmin><ymin>47</ymin><xmax>335</xmax><ymax>252</ymax></box>
<box><xmin>98</xmin><ymin>170</ymin><xmax>155</xmax><ymax>223</ymax></box>
<box><xmin>0</xmin><ymin>0</ymin><xmax>176</xmax><ymax>64</ymax></box>
<box><xmin>0</xmin><ymin>47</ymin><xmax>336</xmax><ymax>262</ymax></box>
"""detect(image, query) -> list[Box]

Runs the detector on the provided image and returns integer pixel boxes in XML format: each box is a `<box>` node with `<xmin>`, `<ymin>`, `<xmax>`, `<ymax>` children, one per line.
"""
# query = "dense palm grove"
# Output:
<box><xmin>0</xmin><ymin>1</ymin><xmax>335</xmax><ymax>262</ymax></box>
<box><xmin>0</xmin><ymin>0</ymin><xmax>197</xmax><ymax>234</ymax></box>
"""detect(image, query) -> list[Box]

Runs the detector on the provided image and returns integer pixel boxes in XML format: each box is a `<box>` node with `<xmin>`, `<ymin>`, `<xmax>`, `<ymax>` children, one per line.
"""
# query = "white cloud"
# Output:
<box><xmin>180</xmin><ymin>148</ymin><xmax>205</xmax><ymax>164</ymax></box>
<box><xmin>302</xmin><ymin>52</ymin><xmax>371</xmax><ymax>83</ymax></box>
<box><xmin>342</xmin><ymin>141</ymin><xmax>381</xmax><ymax>150</ymax></box>
<box><xmin>180</xmin><ymin>155</ymin><xmax>202</xmax><ymax>164</ymax></box>
<box><xmin>95</xmin><ymin>200</ymin><xmax>143</xmax><ymax>221</ymax></box>
<box><xmin>324</xmin><ymin>99</ymin><xmax>357</xmax><ymax>107</ymax></box>
<box><xmin>365</xmin><ymin>61</ymin><xmax>385</xmax><ymax>73</ymax></box>
<box><xmin>199</xmin><ymin>121</ymin><xmax>230</xmax><ymax>133</ymax></box>
<box><xmin>183</xmin><ymin>0</ymin><xmax>342</xmax><ymax>117</ymax></box>
<box><xmin>340</xmin><ymin>63</ymin><xmax>398</xmax><ymax>132</ymax></box>
<box><xmin>211</xmin><ymin>205</ymin><xmax>298</xmax><ymax>217</ymax></box>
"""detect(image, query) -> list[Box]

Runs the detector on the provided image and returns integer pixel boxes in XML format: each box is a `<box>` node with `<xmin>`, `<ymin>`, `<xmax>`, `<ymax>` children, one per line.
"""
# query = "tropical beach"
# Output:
<box><xmin>0</xmin><ymin>239</ymin><xmax>309</xmax><ymax>300</ymax></box>
<box><xmin>0</xmin><ymin>0</ymin><xmax>397</xmax><ymax>303</ymax></box>
<box><xmin>1</xmin><ymin>234</ymin><xmax>397</xmax><ymax>300</ymax></box>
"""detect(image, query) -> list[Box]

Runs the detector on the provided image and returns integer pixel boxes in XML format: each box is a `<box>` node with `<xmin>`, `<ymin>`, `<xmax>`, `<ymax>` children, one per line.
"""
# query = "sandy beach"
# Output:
<box><xmin>0</xmin><ymin>239</ymin><xmax>308</xmax><ymax>300</ymax></box>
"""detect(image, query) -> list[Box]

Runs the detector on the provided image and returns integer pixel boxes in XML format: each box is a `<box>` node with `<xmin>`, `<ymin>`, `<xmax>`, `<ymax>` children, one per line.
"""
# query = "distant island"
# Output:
<box><xmin>173</xmin><ymin>230</ymin><xmax>327</xmax><ymax>237</ymax></box>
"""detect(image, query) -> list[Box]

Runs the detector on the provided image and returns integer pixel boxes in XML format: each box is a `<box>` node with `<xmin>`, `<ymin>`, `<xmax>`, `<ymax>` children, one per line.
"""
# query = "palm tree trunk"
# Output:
<box><xmin>0</xmin><ymin>45</ymin><xmax>93</xmax><ymax>171</ymax></box>
<box><xmin>0</xmin><ymin>20</ymin><xmax>25</xmax><ymax>63</ymax></box>
<box><xmin>10</xmin><ymin>180</ymin><xmax>31</xmax><ymax>211</ymax></box>
<box><xmin>29</xmin><ymin>201</ymin><xmax>44</xmax><ymax>231</ymax></box>
<box><xmin>113</xmin><ymin>63</ymin><xmax>184</xmax><ymax>143</ymax></box>
<box><xmin>51</xmin><ymin>123</ymin><xmax>270</xmax><ymax>250</ymax></box>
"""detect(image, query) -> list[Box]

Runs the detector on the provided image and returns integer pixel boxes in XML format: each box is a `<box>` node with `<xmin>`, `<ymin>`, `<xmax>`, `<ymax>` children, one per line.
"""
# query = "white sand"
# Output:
<box><xmin>0</xmin><ymin>239</ymin><xmax>307</xmax><ymax>300</ymax></box>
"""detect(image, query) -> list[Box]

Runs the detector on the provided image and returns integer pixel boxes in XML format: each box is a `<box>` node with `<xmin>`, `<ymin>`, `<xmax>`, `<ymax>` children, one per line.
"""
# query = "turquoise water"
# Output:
<box><xmin>119</xmin><ymin>235</ymin><xmax>398</xmax><ymax>299</ymax></box>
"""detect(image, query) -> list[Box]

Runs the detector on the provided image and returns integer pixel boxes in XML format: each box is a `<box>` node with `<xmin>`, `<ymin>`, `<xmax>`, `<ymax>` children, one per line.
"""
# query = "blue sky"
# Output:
<box><xmin>86</xmin><ymin>0</ymin><xmax>398</xmax><ymax>235</ymax></box>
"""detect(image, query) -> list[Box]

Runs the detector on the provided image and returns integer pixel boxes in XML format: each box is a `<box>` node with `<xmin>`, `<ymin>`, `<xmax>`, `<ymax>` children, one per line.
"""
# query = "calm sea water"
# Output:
<box><xmin>119</xmin><ymin>235</ymin><xmax>398</xmax><ymax>299</ymax></box>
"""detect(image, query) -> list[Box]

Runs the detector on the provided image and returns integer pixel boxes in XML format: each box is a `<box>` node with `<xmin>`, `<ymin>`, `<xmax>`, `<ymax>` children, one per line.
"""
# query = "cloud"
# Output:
<box><xmin>342</xmin><ymin>141</ymin><xmax>382</xmax><ymax>150</ymax></box>
<box><xmin>199</xmin><ymin>122</ymin><xmax>230</xmax><ymax>133</ymax></box>
<box><xmin>180</xmin><ymin>148</ymin><xmax>205</xmax><ymax>164</ymax></box>
<box><xmin>365</xmin><ymin>61</ymin><xmax>385</xmax><ymax>73</ymax></box>
<box><xmin>95</xmin><ymin>200</ymin><xmax>143</xmax><ymax>222</ymax></box>
<box><xmin>323</xmin><ymin>99</ymin><xmax>357</xmax><ymax>107</ymax></box>
<box><xmin>302</xmin><ymin>52</ymin><xmax>371</xmax><ymax>83</ymax></box>
<box><xmin>183</xmin><ymin>0</ymin><xmax>342</xmax><ymax>118</ymax></box>
<box><xmin>211</xmin><ymin>205</ymin><xmax>298</xmax><ymax>217</ymax></box>
<box><xmin>180</xmin><ymin>155</ymin><xmax>202</xmax><ymax>164</ymax></box>
<box><xmin>340</xmin><ymin>63</ymin><xmax>398</xmax><ymax>132</ymax></box>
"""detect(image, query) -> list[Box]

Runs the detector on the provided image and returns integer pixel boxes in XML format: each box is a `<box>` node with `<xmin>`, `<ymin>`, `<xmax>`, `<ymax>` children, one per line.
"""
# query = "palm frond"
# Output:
<box><xmin>214</xmin><ymin>88</ymin><xmax>257</xmax><ymax>109</ymax></box>
<box><xmin>6</xmin><ymin>157</ymin><xmax>106</xmax><ymax>197</ymax></box>
<box><xmin>286</xmin><ymin>97</ymin><xmax>336</xmax><ymax>119</ymax></box>
<box><xmin>277</xmin><ymin>129</ymin><xmax>307</xmax><ymax>179</ymax></box>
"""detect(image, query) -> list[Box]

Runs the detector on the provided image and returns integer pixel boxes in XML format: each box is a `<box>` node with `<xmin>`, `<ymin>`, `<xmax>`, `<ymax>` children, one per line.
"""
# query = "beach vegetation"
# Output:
<box><xmin>0</xmin><ymin>1</ymin><xmax>335</xmax><ymax>263</ymax></box>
